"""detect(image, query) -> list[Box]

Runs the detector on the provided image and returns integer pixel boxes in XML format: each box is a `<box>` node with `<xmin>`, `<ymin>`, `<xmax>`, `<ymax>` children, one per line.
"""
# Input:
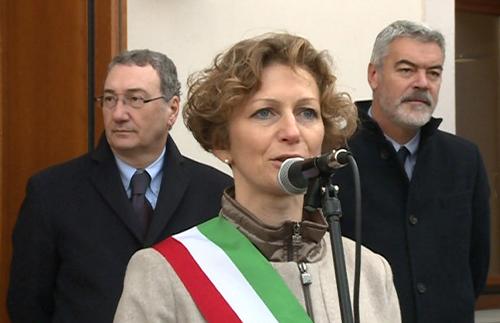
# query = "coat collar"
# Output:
<box><xmin>144</xmin><ymin>136</ymin><xmax>190</xmax><ymax>246</ymax></box>
<box><xmin>89</xmin><ymin>134</ymin><xmax>190</xmax><ymax>246</ymax></box>
<box><xmin>220</xmin><ymin>187</ymin><xmax>327</xmax><ymax>262</ymax></box>
<box><xmin>89</xmin><ymin>136</ymin><xmax>144</xmax><ymax>242</ymax></box>
<box><xmin>355</xmin><ymin>100</ymin><xmax>442</xmax><ymax>145</ymax></box>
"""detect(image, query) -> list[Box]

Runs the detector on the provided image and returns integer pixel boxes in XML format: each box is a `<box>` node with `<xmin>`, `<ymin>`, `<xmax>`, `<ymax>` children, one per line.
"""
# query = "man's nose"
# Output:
<box><xmin>413</xmin><ymin>70</ymin><xmax>429</xmax><ymax>89</ymax></box>
<box><xmin>110</xmin><ymin>99</ymin><xmax>130</xmax><ymax>120</ymax></box>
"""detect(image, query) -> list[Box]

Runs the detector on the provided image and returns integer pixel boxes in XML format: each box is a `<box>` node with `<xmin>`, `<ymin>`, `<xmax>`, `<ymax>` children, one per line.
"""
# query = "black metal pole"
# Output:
<box><xmin>303</xmin><ymin>153</ymin><xmax>361</xmax><ymax>323</ymax></box>
<box><xmin>322</xmin><ymin>182</ymin><xmax>353</xmax><ymax>323</ymax></box>
<box><xmin>87</xmin><ymin>0</ymin><xmax>95</xmax><ymax>151</ymax></box>
<box><xmin>349</xmin><ymin>154</ymin><xmax>362</xmax><ymax>323</ymax></box>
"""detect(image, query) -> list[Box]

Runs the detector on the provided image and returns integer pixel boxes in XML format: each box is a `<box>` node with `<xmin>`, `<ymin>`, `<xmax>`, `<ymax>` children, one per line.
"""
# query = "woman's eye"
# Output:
<box><xmin>252</xmin><ymin>108</ymin><xmax>274</xmax><ymax>120</ymax></box>
<box><xmin>298</xmin><ymin>108</ymin><xmax>319</xmax><ymax>120</ymax></box>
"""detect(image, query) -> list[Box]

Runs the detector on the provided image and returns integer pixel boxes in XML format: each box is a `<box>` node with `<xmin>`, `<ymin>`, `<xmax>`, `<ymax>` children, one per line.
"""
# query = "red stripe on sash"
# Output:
<box><xmin>154</xmin><ymin>237</ymin><xmax>242</xmax><ymax>323</ymax></box>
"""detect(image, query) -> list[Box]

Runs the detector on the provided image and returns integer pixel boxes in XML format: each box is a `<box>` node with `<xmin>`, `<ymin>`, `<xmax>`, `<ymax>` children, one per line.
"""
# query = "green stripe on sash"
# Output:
<box><xmin>198</xmin><ymin>216</ymin><xmax>313</xmax><ymax>323</ymax></box>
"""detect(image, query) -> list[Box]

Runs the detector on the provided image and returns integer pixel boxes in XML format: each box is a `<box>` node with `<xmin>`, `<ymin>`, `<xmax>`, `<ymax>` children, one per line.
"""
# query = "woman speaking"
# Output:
<box><xmin>114</xmin><ymin>33</ymin><xmax>401</xmax><ymax>323</ymax></box>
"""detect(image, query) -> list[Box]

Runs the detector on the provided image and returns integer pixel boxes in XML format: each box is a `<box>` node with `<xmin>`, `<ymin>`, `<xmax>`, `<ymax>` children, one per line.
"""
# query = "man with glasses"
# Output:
<box><xmin>7</xmin><ymin>49</ymin><xmax>233</xmax><ymax>323</ymax></box>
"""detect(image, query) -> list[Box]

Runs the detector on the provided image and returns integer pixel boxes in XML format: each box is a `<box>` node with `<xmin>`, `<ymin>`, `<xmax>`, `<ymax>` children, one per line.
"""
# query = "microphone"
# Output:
<box><xmin>277</xmin><ymin>149</ymin><xmax>351</xmax><ymax>195</ymax></box>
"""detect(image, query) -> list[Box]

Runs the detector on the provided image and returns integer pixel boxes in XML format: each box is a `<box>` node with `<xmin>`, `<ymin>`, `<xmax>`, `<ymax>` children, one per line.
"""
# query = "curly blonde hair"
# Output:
<box><xmin>183</xmin><ymin>32</ymin><xmax>357</xmax><ymax>152</ymax></box>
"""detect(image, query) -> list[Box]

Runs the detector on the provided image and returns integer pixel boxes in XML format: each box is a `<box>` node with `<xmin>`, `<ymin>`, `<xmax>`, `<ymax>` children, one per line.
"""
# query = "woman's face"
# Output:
<box><xmin>217</xmin><ymin>63</ymin><xmax>324</xmax><ymax>202</ymax></box>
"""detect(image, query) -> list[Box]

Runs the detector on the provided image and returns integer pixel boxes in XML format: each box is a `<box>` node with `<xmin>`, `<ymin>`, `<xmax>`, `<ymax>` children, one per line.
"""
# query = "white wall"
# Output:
<box><xmin>127</xmin><ymin>0</ymin><xmax>454</xmax><ymax>173</ymax></box>
<box><xmin>423</xmin><ymin>0</ymin><xmax>455</xmax><ymax>133</ymax></box>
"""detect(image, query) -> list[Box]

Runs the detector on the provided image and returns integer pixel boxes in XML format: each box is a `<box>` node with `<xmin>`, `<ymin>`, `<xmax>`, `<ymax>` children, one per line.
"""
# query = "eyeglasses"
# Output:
<box><xmin>95</xmin><ymin>94</ymin><xmax>168</xmax><ymax>110</ymax></box>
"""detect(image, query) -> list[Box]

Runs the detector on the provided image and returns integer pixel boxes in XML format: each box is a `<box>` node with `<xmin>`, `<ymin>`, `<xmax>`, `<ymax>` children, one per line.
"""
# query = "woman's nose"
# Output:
<box><xmin>278</xmin><ymin>114</ymin><xmax>301</xmax><ymax>143</ymax></box>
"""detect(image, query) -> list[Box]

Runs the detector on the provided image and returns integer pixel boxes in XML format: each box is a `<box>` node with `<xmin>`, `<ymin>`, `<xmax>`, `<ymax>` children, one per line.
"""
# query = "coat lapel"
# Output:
<box><xmin>145</xmin><ymin>137</ymin><xmax>190</xmax><ymax>245</ymax></box>
<box><xmin>89</xmin><ymin>136</ymin><xmax>144</xmax><ymax>243</ymax></box>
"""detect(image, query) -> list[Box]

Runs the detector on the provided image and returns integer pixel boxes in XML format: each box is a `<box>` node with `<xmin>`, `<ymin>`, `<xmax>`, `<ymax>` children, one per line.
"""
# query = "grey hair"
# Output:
<box><xmin>370</xmin><ymin>20</ymin><xmax>445</xmax><ymax>67</ymax></box>
<box><xmin>109</xmin><ymin>49</ymin><xmax>181</xmax><ymax>99</ymax></box>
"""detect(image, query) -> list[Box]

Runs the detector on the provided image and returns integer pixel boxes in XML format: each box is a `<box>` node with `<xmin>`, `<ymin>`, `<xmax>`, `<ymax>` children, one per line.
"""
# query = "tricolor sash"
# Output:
<box><xmin>154</xmin><ymin>216</ymin><xmax>312</xmax><ymax>323</ymax></box>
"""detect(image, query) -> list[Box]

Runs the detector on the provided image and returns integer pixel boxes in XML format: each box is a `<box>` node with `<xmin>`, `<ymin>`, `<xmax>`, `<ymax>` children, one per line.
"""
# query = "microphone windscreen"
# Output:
<box><xmin>277</xmin><ymin>157</ymin><xmax>307</xmax><ymax>195</ymax></box>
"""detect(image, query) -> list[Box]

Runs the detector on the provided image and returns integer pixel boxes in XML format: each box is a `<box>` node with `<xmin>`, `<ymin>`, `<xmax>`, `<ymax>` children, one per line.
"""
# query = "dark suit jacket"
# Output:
<box><xmin>7</xmin><ymin>136</ymin><xmax>233</xmax><ymax>323</ymax></box>
<box><xmin>332</xmin><ymin>102</ymin><xmax>490</xmax><ymax>323</ymax></box>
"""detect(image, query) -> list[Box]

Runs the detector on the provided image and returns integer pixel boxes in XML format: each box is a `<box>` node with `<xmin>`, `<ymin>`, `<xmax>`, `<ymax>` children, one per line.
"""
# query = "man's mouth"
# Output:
<box><xmin>401</xmin><ymin>92</ymin><xmax>432</xmax><ymax>106</ymax></box>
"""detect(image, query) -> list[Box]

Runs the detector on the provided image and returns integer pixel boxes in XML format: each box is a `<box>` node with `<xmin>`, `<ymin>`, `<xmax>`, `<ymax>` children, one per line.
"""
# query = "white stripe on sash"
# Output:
<box><xmin>174</xmin><ymin>228</ymin><xmax>278</xmax><ymax>323</ymax></box>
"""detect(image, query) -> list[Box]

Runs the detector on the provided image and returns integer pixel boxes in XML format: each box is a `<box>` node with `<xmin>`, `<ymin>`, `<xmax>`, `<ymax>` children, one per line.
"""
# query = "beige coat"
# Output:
<box><xmin>114</xmin><ymin>190</ymin><xmax>401</xmax><ymax>322</ymax></box>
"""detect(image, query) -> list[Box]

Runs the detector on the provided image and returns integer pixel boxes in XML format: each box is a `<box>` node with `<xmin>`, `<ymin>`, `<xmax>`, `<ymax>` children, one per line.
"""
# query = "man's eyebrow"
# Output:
<box><xmin>395</xmin><ymin>59</ymin><xmax>417</xmax><ymax>67</ymax></box>
<box><xmin>102</xmin><ymin>88</ymin><xmax>147</xmax><ymax>94</ymax></box>
<box><xmin>124</xmin><ymin>88</ymin><xmax>147</xmax><ymax>93</ymax></box>
<box><xmin>428</xmin><ymin>65</ymin><xmax>443</xmax><ymax>71</ymax></box>
<box><xmin>395</xmin><ymin>59</ymin><xmax>443</xmax><ymax>71</ymax></box>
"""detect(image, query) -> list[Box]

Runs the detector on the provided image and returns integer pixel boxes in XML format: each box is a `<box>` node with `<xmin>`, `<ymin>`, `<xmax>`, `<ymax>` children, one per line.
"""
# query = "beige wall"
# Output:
<box><xmin>127</xmin><ymin>0</ymin><xmax>454</xmax><ymax>173</ymax></box>
<box><xmin>423</xmin><ymin>0</ymin><xmax>455</xmax><ymax>132</ymax></box>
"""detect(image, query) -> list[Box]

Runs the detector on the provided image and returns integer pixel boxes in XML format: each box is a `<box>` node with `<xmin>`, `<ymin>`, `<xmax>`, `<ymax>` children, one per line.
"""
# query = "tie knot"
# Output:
<box><xmin>396</xmin><ymin>146</ymin><xmax>410</xmax><ymax>166</ymax></box>
<box><xmin>130</xmin><ymin>170</ymin><xmax>151</xmax><ymax>196</ymax></box>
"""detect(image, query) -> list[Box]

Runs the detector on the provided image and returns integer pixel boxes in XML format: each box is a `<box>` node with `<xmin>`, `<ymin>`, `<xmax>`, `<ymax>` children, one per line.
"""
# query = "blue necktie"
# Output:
<box><xmin>396</xmin><ymin>146</ymin><xmax>410</xmax><ymax>176</ymax></box>
<box><xmin>130</xmin><ymin>170</ymin><xmax>153</xmax><ymax>237</ymax></box>
<box><xmin>397</xmin><ymin>146</ymin><xmax>410</xmax><ymax>166</ymax></box>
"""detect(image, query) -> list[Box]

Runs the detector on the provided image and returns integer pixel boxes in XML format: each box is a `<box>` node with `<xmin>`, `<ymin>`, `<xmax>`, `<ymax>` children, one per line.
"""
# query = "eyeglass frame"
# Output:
<box><xmin>95</xmin><ymin>92</ymin><xmax>174</xmax><ymax>110</ymax></box>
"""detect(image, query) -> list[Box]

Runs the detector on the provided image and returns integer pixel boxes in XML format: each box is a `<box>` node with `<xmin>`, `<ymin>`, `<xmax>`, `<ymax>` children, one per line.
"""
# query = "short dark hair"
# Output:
<box><xmin>109</xmin><ymin>49</ymin><xmax>181</xmax><ymax>99</ymax></box>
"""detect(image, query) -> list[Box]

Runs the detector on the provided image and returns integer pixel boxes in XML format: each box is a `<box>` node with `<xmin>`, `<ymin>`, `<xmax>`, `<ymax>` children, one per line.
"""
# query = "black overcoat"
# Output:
<box><xmin>7</xmin><ymin>135</ymin><xmax>233</xmax><ymax>323</ymax></box>
<box><xmin>333</xmin><ymin>103</ymin><xmax>490</xmax><ymax>323</ymax></box>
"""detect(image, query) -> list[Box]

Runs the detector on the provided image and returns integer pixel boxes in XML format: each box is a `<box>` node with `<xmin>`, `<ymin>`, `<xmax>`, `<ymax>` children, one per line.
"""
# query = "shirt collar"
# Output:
<box><xmin>368</xmin><ymin>106</ymin><xmax>420</xmax><ymax>155</ymax></box>
<box><xmin>115</xmin><ymin>147</ymin><xmax>166</xmax><ymax>192</ymax></box>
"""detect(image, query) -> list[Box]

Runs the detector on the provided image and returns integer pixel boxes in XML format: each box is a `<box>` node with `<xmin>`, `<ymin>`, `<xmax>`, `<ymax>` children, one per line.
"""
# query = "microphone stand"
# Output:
<box><xmin>305</xmin><ymin>177</ymin><xmax>353</xmax><ymax>323</ymax></box>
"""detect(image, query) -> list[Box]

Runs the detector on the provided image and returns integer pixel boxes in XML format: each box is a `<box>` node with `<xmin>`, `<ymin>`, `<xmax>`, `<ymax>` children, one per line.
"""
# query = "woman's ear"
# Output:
<box><xmin>212</xmin><ymin>149</ymin><xmax>232</xmax><ymax>166</ymax></box>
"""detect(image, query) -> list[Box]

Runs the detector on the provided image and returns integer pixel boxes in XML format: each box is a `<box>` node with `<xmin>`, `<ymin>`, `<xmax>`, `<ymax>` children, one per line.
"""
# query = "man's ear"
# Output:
<box><xmin>367</xmin><ymin>63</ymin><xmax>379</xmax><ymax>91</ymax></box>
<box><xmin>167</xmin><ymin>96</ymin><xmax>180</xmax><ymax>129</ymax></box>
